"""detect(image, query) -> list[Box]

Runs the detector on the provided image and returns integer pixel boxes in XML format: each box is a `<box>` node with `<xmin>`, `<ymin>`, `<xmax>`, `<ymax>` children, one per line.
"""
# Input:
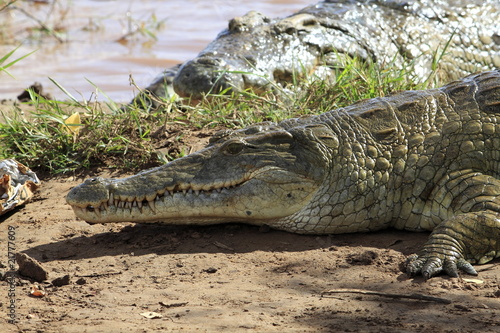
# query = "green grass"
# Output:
<box><xmin>0</xmin><ymin>45</ymin><xmax>36</xmax><ymax>77</ymax></box>
<box><xmin>0</xmin><ymin>54</ymin><xmax>443</xmax><ymax>176</ymax></box>
<box><xmin>0</xmin><ymin>85</ymin><xmax>162</xmax><ymax>174</ymax></box>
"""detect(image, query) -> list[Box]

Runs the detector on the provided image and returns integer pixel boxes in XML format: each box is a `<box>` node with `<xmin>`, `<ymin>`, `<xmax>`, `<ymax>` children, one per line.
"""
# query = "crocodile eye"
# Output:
<box><xmin>224</xmin><ymin>141</ymin><xmax>245</xmax><ymax>155</ymax></box>
<box><xmin>85</xmin><ymin>177</ymin><xmax>103</xmax><ymax>184</ymax></box>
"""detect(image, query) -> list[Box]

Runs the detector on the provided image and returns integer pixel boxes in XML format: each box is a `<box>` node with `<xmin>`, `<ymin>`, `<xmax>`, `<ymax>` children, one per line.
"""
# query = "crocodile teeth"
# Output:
<box><xmin>108</xmin><ymin>192</ymin><xmax>114</xmax><ymax>206</ymax></box>
<box><xmin>91</xmin><ymin>180</ymin><xmax>247</xmax><ymax>216</ymax></box>
<box><xmin>148</xmin><ymin>200</ymin><xmax>156</xmax><ymax>213</ymax></box>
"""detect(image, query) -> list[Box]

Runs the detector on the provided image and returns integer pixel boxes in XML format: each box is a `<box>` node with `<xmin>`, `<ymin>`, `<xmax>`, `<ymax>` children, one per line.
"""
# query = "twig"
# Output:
<box><xmin>476</xmin><ymin>262</ymin><xmax>500</xmax><ymax>273</ymax></box>
<box><xmin>10</xmin><ymin>5</ymin><xmax>64</xmax><ymax>43</ymax></box>
<box><xmin>75</xmin><ymin>271</ymin><xmax>122</xmax><ymax>278</ymax></box>
<box><xmin>0</xmin><ymin>0</ymin><xmax>18</xmax><ymax>12</ymax></box>
<box><xmin>213</xmin><ymin>241</ymin><xmax>234</xmax><ymax>251</ymax></box>
<box><xmin>129</xmin><ymin>74</ymin><xmax>171</xmax><ymax>110</ymax></box>
<box><xmin>159</xmin><ymin>301</ymin><xmax>189</xmax><ymax>308</ymax></box>
<box><xmin>321</xmin><ymin>288</ymin><xmax>451</xmax><ymax>304</ymax></box>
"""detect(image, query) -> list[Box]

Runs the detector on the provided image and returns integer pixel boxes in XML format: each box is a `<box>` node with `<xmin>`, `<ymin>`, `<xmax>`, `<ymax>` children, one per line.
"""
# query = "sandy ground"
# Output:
<box><xmin>0</xmin><ymin>168</ymin><xmax>498</xmax><ymax>333</ymax></box>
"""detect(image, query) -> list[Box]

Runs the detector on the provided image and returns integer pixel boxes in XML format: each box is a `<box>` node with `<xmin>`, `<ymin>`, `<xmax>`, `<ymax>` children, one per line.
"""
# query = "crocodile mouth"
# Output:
<box><xmin>70</xmin><ymin>180</ymin><xmax>247</xmax><ymax>220</ymax></box>
<box><xmin>67</xmin><ymin>164</ymin><xmax>318</xmax><ymax>224</ymax></box>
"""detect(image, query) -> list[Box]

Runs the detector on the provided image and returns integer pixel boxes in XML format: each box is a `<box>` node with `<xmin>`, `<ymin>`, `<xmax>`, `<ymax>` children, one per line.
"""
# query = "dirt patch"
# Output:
<box><xmin>0</xmin><ymin>173</ymin><xmax>499</xmax><ymax>332</ymax></box>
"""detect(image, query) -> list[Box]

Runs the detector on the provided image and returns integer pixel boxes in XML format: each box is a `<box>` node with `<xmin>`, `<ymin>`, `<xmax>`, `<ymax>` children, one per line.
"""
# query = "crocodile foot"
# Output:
<box><xmin>406</xmin><ymin>253</ymin><xmax>477</xmax><ymax>280</ymax></box>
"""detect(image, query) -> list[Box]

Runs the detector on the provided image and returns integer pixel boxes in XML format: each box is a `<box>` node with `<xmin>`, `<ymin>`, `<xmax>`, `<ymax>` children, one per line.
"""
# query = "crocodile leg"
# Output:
<box><xmin>406</xmin><ymin>173</ymin><xmax>500</xmax><ymax>279</ymax></box>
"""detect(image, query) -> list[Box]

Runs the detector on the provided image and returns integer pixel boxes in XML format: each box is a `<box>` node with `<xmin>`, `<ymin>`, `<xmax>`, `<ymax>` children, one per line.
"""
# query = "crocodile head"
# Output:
<box><xmin>66</xmin><ymin>123</ymin><xmax>335</xmax><ymax>226</ymax></box>
<box><xmin>172</xmin><ymin>5</ymin><xmax>374</xmax><ymax>99</ymax></box>
<box><xmin>173</xmin><ymin>11</ymin><xmax>273</xmax><ymax>99</ymax></box>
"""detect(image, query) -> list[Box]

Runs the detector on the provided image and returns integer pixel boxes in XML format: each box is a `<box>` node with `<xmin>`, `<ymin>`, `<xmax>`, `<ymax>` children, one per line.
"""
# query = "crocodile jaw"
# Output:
<box><xmin>66</xmin><ymin>166</ymin><xmax>318</xmax><ymax>225</ymax></box>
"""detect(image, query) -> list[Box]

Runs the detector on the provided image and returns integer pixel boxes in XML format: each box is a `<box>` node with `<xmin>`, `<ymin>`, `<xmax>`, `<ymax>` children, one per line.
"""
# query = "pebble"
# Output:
<box><xmin>15</xmin><ymin>253</ymin><xmax>49</xmax><ymax>282</ymax></box>
<box><xmin>52</xmin><ymin>274</ymin><xmax>71</xmax><ymax>287</ymax></box>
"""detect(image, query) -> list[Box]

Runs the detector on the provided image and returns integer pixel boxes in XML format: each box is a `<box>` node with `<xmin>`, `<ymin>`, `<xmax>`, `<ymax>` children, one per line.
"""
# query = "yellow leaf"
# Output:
<box><xmin>63</xmin><ymin>113</ymin><xmax>82</xmax><ymax>134</ymax></box>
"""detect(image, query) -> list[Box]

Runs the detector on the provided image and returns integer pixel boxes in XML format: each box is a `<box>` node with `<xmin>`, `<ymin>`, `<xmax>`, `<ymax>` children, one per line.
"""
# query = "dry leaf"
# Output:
<box><xmin>0</xmin><ymin>159</ymin><xmax>40</xmax><ymax>215</ymax></box>
<box><xmin>462</xmin><ymin>278</ymin><xmax>484</xmax><ymax>284</ymax></box>
<box><xmin>63</xmin><ymin>112</ymin><xmax>82</xmax><ymax>134</ymax></box>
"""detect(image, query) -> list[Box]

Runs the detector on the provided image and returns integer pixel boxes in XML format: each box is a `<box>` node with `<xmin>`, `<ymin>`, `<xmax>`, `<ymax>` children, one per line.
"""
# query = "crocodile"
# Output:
<box><xmin>68</xmin><ymin>70</ymin><xmax>500</xmax><ymax>279</ymax></box>
<box><xmin>139</xmin><ymin>0</ymin><xmax>499</xmax><ymax>102</ymax></box>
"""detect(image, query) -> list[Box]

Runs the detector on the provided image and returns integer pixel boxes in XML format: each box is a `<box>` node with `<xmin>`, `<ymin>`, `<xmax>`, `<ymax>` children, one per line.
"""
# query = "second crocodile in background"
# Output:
<box><xmin>142</xmin><ymin>0</ymin><xmax>499</xmax><ymax>100</ymax></box>
<box><xmin>68</xmin><ymin>70</ymin><xmax>500</xmax><ymax>280</ymax></box>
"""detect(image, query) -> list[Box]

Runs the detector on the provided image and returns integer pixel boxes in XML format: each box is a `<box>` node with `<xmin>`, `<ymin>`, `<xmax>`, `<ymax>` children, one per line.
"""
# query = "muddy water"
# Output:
<box><xmin>0</xmin><ymin>0</ymin><xmax>313</xmax><ymax>102</ymax></box>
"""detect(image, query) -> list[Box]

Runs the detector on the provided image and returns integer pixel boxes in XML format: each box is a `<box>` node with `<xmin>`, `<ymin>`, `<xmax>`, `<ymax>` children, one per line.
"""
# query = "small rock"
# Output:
<box><xmin>140</xmin><ymin>311</ymin><xmax>162</xmax><ymax>319</ymax></box>
<box><xmin>203</xmin><ymin>267</ymin><xmax>218</xmax><ymax>274</ymax></box>
<box><xmin>17</xmin><ymin>82</ymin><xmax>52</xmax><ymax>102</ymax></box>
<box><xmin>15</xmin><ymin>253</ymin><xmax>49</xmax><ymax>282</ymax></box>
<box><xmin>75</xmin><ymin>277</ymin><xmax>87</xmax><ymax>285</ymax></box>
<box><xmin>52</xmin><ymin>274</ymin><xmax>71</xmax><ymax>287</ymax></box>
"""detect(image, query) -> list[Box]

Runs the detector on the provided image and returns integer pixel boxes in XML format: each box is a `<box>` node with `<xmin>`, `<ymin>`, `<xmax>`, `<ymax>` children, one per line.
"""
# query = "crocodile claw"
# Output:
<box><xmin>406</xmin><ymin>254</ymin><xmax>478</xmax><ymax>280</ymax></box>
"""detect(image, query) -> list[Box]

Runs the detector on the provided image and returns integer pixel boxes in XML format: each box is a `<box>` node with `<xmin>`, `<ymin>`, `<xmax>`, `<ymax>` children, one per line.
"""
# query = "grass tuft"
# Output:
<box><xmin>0</xmin><ymin>88</ymin><xmax>162</xmax><ymax>175</ymax></box>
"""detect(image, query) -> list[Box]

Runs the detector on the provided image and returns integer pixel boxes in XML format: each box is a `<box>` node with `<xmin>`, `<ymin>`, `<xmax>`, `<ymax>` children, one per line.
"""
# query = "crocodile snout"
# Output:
<box><xmin>173</xmin><ymin>56</ymin><xmax>244</xmax><ymax>99</ymax></box>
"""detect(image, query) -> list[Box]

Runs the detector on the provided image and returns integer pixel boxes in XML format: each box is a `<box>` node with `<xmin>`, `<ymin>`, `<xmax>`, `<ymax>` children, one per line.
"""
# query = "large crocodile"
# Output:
<box><xmin>68</xmin><ymin>70</ymin><xmax>500</xmax><ymax>279</ymax></box>
<box><xmin>140</xmin><ymin>0</ymin><xmax>499</xmax><ymax>101</ymax></box>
